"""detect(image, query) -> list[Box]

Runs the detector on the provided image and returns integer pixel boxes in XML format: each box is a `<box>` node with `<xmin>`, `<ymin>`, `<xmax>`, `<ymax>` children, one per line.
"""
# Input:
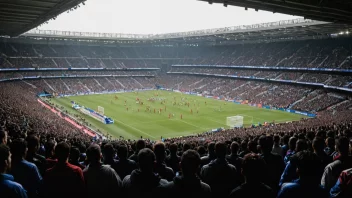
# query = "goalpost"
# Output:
<box><xmin>226</xmin><ymin>116</ymin><xmax>244</xmax><ymax>128</ymax></box>
<box><xmin>98</xmin><ymin>106</ymin><xmax>104</xmax><ymax>115</ymax></box>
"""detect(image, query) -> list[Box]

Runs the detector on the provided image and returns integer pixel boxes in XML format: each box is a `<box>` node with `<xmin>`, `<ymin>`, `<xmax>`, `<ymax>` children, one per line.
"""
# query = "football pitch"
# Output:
<box><xmin>51</xmin><ymin>90</ymin><xmax>307</xmax><ymax>140</ymax></box>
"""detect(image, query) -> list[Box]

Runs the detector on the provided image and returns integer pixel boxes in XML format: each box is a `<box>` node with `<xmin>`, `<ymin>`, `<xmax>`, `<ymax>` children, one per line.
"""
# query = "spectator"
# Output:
<box><xmin>239</xmin><ymin>140</ymin><xmax>249</xmax><ymax>157</ymax></box>
<box><xmin>165</xmin><ymin>143</ymin><xmax>181</xmax><ymax>173</ymax></box>
<box><xmin>102</xmin><ymin>143</ymin><xmax>118</xmax><ymax>167</ymax></box>
<box><xmin>330</xmin><ymin>168</ymin><xmax>352</xmax><ymax>198</ymax></box>
<box><xmin>25</xmin><ymin>135</ymin><xmax>47</xmax><ymax>176</ymax></box>
<box><xmin>83</xmin><ymin>144</ymin><xmax>122</xmax><ymax>198</ymax></box>
<box><xmin>40</xmin><ymin>142</ymin><xmax>85</xmax><ymax>198</ymax></box>
<box><xmin>279</xmin><ymin>139</ymin><xmax>308</xmax><ymax>186</ymax></box>
<box><xmin>153</xmin><ymin>142</ymin><xmax>174</xmax><ymax>181</ymax></box>
<box><xmin>163</xmin><ymin>150</ymin><xmax>211</xmax><ymax>198</ymax></box>
<box><xmin>69</xmin><ymin>147</ymin><xmax>85</xmax><ymax>170</ymax></box>
<box><xmin>281</xmin><ymin>135</ymin><xmax>290</xmax><ymax>156</ymax></box>
<box><xmin>0</xmin><ymin>144</ymin><xmax>28</xmax><ymax>198</ymax></box>
<box><xmin>201</xmin><ymin>142</ymin><xmax>238</xmax><ymax>197</ymax></box>
<box><xmin>129</xmin><ymin>139</ymin><xmax>145</xmax><ymax>163</ymax></box>
<box><xmin>259</xmin><ymin>135</ymin><xmax>285</xmax><ymax>192</ymax></box>
<box><xmin>284</xmin><ymin>137</ymin><xmax>297</xmax><ymax>164</ymax></box>
<box><xmin>229</xmin><ymin>153</ymin><xmax>275</xmax><ymax>198</ymax></box>
<box><xmin>272</xmin><ymin>135</ymin><xmax>284</xmax><ymax>157</ymax></box>
<box><xmin>44</xmin><ymin>139</ymin><xmax>57</xmax><ymax>169</ymax></box>
<box><xmin>123</xmin><ymin>148</ymin><xmax>168</xmax><ymax>198</ymax></box>
<box><xmin>325</xmin><ymin>137</ymin><xmax>336</xmax><ymax>156</ymax></box>
<box><xmin>278</xmin><ymin>151</ymin><xmax>329</xmax><ymax>198</ymax></box>
<box><xmin>200</xmin><ymin>142</ymin><xmax>215</xmax><ymax>167</ymax></box>
<box><xmin>10</xmin><ymin>138</ymin><xmax>42</xmax><ymax>197</ymax></box>
<box><xmin>114</xmin><ymin>144</ymin><xmax>137</xmax><ymax>180</ymax></box>
<box><xmin>312</xmin><ymin>138</ymin><xmax>332</xmax><ymax>170</ymax></box>
<box><xmin>226</xmin><ymin>141</ymin><xmax>243</xmax><ymax>179</ymax></box>
<box><xmin>321</xmin><ymin>137</ymin><xmax>352</xmax><ymax>191</ymax></box>
<box><xmin>0</xmin><ymin>129</ymin><xmax>7</xmax><ymax>145</ymax></box>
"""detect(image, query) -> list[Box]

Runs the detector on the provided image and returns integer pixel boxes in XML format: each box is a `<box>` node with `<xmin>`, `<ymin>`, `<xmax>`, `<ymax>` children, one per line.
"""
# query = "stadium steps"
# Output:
<box><xmin>32</xmin><ymin>46</ymin><xmax>41</xmax><ymax>57</ymax></box>
<box><xmin>131</xmin><ymin>78</ymin><xmax>144</xmax><ymax>88</ymax></box>
<box><xmin>105</xmin><ymin>78</ymin><xmax>117</xmax><ymax>90</ymax></box>
<box><xmin>93</xmin><ymin>78</ymin><xmax>105</xmax><ymax>89</ymax></box>
<box><xmin>21</xmin><ymin>80</ymin><xmax>37</xmax><ymax>89</ymax></box>
<box><xmin>78</xmin><ymin>80</ymin><xmax>91</xmax><ymax>92</ymax></box>
<box><xmin>289</xmin><ymin>90</ymin><xmax>316</xmax><ymax>109</ymax></box>
<box><xmin>49</xmin><ymin>46</ymin><xmax>57</xmax><ymax>54</ymax></box>
<box><xmin>318</xmin><ymin>56</ymin><xmax>329</xmax><ymax>68</ymax></box>
<box><xmin>338</xmin><ymin>56</ymin><xmax>351</xmax><ymax>68</ymax></box>
<box><xmin>10</xmin><ymin>44</ymin><xmax>18</xmax><ymax>53</ymax></box>
<box><xmin>318</xmin><ymin>99</ymin><xmax>345</xmax><ymax>112</ymax></box>
<box><xmin>65</xmin><ymin>58</ymin><xmax>72</xmax><ymax>67</ymax></box>
<box><xmin>114</xmin><ymin>78</ymin><xmax>125</xmax><ymax>88</ymax></box>
<box><xmin>60</xmin><ymin>79</ymin><xmax>70</xmax><ymax>91</ymax></box>
<box><xmin>52</xmin><ymin>59</ymin><xmax>59</xmax><ymax>67</ymax></box>
<box><xmin>43</xmin><ymin>79</ymin><xmax>56</xmax><ymax>92</ymax></box>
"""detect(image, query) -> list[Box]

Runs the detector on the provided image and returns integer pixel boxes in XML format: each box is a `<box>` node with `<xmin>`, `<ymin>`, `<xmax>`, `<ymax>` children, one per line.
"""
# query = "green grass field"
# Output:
<box><xmin>50</xmin><ymin>90</ymin><xmax>307</xmax><ymax>140</ymax></box>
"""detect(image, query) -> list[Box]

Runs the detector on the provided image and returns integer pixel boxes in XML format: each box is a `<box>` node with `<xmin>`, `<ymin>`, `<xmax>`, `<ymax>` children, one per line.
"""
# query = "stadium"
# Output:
<box><xmin>0</xmin><ymin>0</ymin><xmax>352</xmax><ymax>198</ymax></box>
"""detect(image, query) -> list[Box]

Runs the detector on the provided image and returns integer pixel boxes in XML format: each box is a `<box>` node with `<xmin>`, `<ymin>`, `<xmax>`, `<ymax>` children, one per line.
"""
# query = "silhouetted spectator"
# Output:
<box><xmin>40</xmin><ymin>142</ymin><xmax>85</xmax><ymax>198</ymax></box>
<box><xmin>166</xmin><ymin>143</ymin><xmax>181</xmax><ymax>173</ymax></box>
<box><xmin>163</xmin><ymin>150</ymin><xmax>210</xmax><ymax>198</ymax></box>
<box><xmin>259</xmin><ymin>136</ymin><xmax>285</xmax><ymax>192</ymax></box>
<box><xmin>10</xmin><ymin>138</ymin><xmax>42</xmax><ymax>197</ymax></box>
<box><xmin>123</xmin><ymin>148</ymin><xmax>168</xmax><ymax>198</ymax></box>
<box><xmin>278</xmin><ymin>151</ymin><xmax>329</xmax><ymax>198</ymax></box>
<box><xmin>321</xmin><ymin>137</ymin><xmax>352</xmax><ymax>191</ymax></box>
<box><xmin>26</xmin><ymin>135</ymin><xmax>47</xmax><ymax>176</ymax></box>
<box><xmin>69</xmin><ymin>147</ymin><xmax>85</xmax><ymax>170</ymax></box>
<box><xmin>201</xmin><ymin>142</ymin><xmax>238</xmax><ymax>197</ymax></box>
<box><xmin>129</xmin><ymin>139</ymin><xmax>145</xmax><ymax>163</ymax></box>
<box><xmin>272</xmin><ymin>135</ymin><xmax>284</xmax><ymax>157</ymax></box>
<box><xmin>154</xmin><ymin>142</ymin><xmax>174</xmax><ymax>181</ymax></box>
<box><xmin>83</xmin><ymin>144</ymin><xmax>122</xmax><ymax>198</ymax></box>
<box><xmin>226</xmin><ymin>141</ymin><xmax>243</xmax><ymax>179</ymax></box>
<box><xmin>200</xmin><ymin>142</ymin><xmax>215</xmax><ymax>167</ymax></box>
<box><xmin>114</xmin><ymin>144</ymin><xmax>137</xmax><ymax>180</ymax></box>
<box><xmin>229</xmin><ymin>153</ymin><xmax>275</xmax><ymax>198</ymax></box>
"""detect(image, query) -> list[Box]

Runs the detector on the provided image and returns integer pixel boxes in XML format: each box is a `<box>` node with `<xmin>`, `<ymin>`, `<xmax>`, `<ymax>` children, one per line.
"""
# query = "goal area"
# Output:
<box><xmin>226</xmin><ymin>116</ymin><xmax>243</xmax><ymax>128</ymax></box>
<box><xmin>98</xmin><ymin>106</ymin><xmax>104</xmax><ymax>115</ymax></box>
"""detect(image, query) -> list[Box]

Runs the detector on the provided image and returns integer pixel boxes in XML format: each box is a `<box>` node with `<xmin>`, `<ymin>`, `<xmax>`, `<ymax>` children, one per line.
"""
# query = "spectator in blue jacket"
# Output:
<box><xmin>0</xmin><ymin>144</ymin><xmax>28</xmax><ymax>198</ymax></box>
<box><xmin>278</xmin><ymin>151</ymin><xmax>329</xmax><ymax>198</ymax></box>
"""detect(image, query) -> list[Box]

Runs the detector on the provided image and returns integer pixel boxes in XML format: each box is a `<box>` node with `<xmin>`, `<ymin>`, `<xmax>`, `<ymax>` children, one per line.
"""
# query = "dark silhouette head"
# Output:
<box><xmin>153</xmin><ymin>142</ymin><xmax>166</xmax><ymax>162</ymax></box>
<box><xmin>117</xmin><ymin>144</ymin><xmax>128</xmax><ymax>160</ymax></box>
<box><xmin>86</xmin><ymin>144</ymin><xmax>102</xmax><ymax>164</ymax></box>
<box><xmin>215</xmin><ymin>142</ymin><xmax>227</xmax><ymax>159</ymax></box>
<box><xmin>180</xmin><ymin>150</ymin><xmax>200</xmax><ymax>177</ymax></box>
<box><xmin>230</xmin><ymin>141</ymin><xmax>240</xmax><ymax>155</ymax></box>
<box><xmin>135</xmin><ymin>139</ymin><xmax>146</xmax><ymax>153</ymax></box>
<box><xmin>26</xmin><ymin>135</ymin><xmax>40</xmax><ymax>153</ymax></box>
<box><xmin>138</xmin><ymin>148</ymin><xmax>156</xmax><ymax>172</ymax></box>
<box><xmin>0</xmin><ymin>144</ymin><xmax>11</xmax><ymax>173</ymax></box>
<box><xmin>55</xmin><ymin>142</ymin><xmax>70</xmax><ymax>162</ymax></box>
<box><xmin>10</xmin><ymin>138</ymin><xmax>27</xmax><ymax>159</ymax></box>
<box><xmin>103</xmin><ymin>143</ymin><xmax>115</xmax><ymax>159</ymax></box>
<box><xmin>336</xmin><ymin>136</ymin><xmax>349</xmax><ymax>156</ymax></box>
<box><xmin>242</xmin><ymin>153</ymin><xmax>266</xmax><ymax>182</ymax></box>
<box><xmin>296</xmin><ymin>151</ymin><xmax>321</xmax><ymax>181</ymax></box>
<box><xmin>258</xmin><ymin>136</ymin><xmax>273</xmax><ymax>154</ymax></box>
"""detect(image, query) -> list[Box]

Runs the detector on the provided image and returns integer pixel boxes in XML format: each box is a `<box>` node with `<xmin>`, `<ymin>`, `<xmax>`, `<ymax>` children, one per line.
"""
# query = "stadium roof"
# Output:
<box><xmin>0</xmin><ymin>0</ymin><xmax>86</xmax><ymax>37</ymax></box>
<box><xmin>21</xmin><ymin>19</ymin><xmax>352</xmax><ymax>44</ymax></box>
<box><xmin>200</xmin><ymin>0</ymin><xmax>352</xmax><ymax>24</ymax></box>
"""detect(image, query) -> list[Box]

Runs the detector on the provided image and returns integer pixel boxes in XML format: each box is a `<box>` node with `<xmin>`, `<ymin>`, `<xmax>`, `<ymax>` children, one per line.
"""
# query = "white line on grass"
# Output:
<box><xmin>112</xmin><ymin>118</ymin><xmax>156</xmax><ymax>139</ymax></box>
<box><xmin>174</xmin><ymin>119</ymin><xmax>208</xmax><ymax>130</ymax></box>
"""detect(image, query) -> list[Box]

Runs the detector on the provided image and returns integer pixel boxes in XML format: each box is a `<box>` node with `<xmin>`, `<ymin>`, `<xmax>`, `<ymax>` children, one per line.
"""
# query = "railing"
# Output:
<box><xmin>24</xmin><ymin>18</ymin><xmax>327</xmax><ymax>40</ymax></box>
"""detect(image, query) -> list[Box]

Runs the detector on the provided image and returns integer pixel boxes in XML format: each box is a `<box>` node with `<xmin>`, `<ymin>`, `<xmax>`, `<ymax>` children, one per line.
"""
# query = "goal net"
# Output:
<box><xmin>226</xmin><ymin>116</ymin><xmax>243</xmax><ymax>128</ymax></box>
<box><xmin>98</xmin><ymin>106</ymin><xmax>104</xmax><ymax>115</ymax></box>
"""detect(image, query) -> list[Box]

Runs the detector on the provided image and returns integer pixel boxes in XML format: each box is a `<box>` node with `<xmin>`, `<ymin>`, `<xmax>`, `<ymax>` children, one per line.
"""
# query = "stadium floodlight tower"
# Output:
<box><xmin>226</xmin><ymin>115</ymin><xmax>244</xmax><ymax>128</ymax></box>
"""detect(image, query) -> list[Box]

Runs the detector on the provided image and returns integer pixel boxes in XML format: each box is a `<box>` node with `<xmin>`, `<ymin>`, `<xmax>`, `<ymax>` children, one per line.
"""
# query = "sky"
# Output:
<box><xmin>37</xmin><ymin>0</ymin><xmax>300</xmax><ymax>34</ymax></box>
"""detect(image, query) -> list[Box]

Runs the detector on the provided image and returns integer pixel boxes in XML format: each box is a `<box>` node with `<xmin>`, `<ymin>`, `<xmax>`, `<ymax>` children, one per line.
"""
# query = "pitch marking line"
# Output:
<box><xmin>174</xmin><ymin>119</ymin><xmax>208</xmax><ymax>130</ymax></box>
<box><xmin>112</xmin><ymin>118</ymin><xmax>156</xmax><ymax>139</ymax></box>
